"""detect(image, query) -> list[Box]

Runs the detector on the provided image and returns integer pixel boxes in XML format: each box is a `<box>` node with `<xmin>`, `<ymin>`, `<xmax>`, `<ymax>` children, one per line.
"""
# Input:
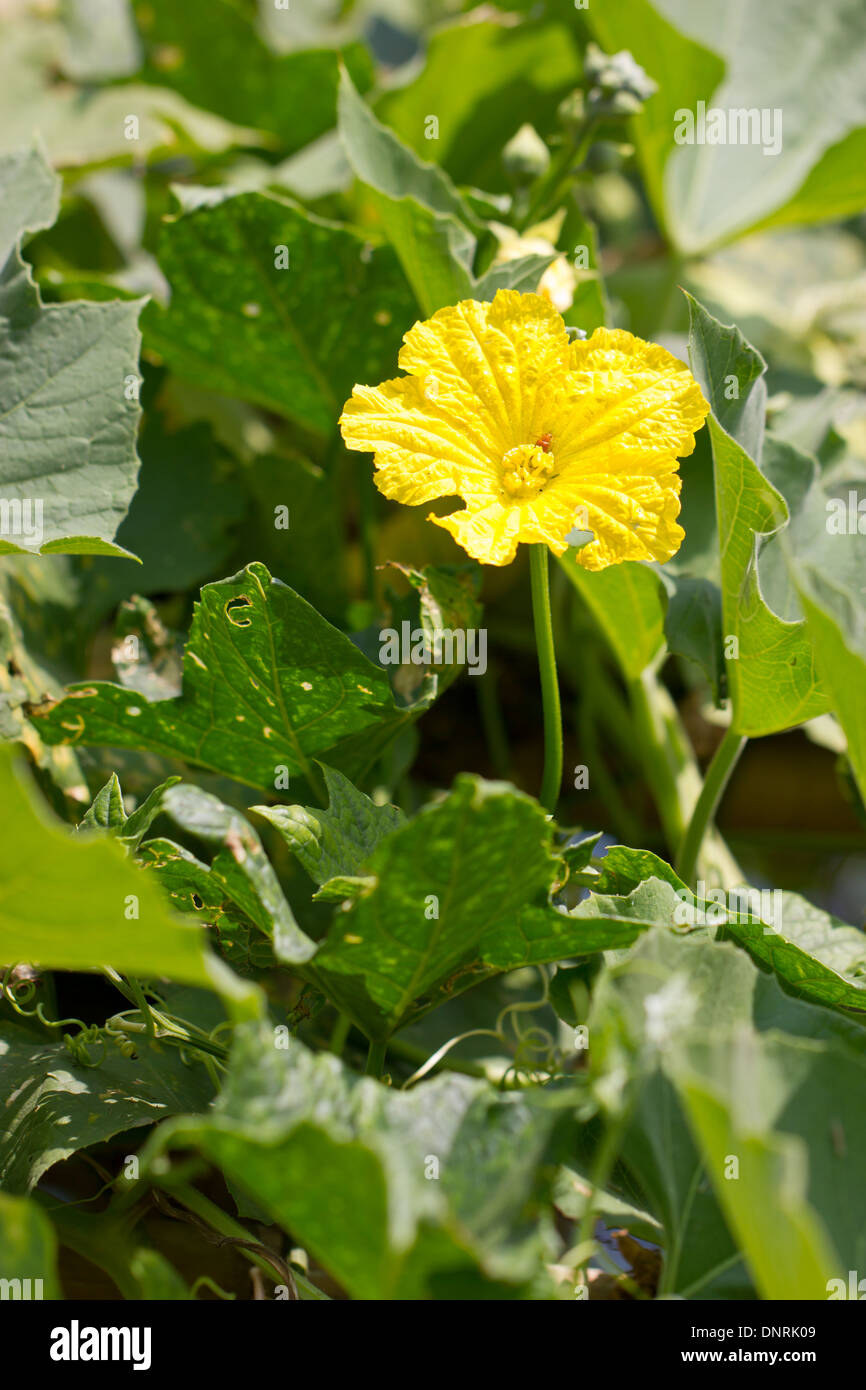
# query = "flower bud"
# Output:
<box><xmin>583</xmin><ymin>43</ymin><xmax>657</xmax><ymax>118</ymax></box>
<box><xmin>502</xmin><ymin>123</ymin><xmax>551</xmax><ymax>183</ymax></box>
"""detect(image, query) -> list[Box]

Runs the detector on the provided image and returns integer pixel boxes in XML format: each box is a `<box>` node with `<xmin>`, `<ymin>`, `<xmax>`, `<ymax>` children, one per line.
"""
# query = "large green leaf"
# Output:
<box><xmin>305</xmin><ymin>776</ymin><xmax>562</xmax><ymax>1040</ymax></box>
<box><xmin>687</xmin><ymin>294</ymin><xmax>826</xmax><ymax>734</ymax></box>
<box><xmin>301</xmin><ymin>776</ymin><xmax>703</xmax><ymax>1040</ymax></box>
<box><xmin>587</xmin><ymin>927</ymin><xmax>866</xmax><ymax>1298</ymax></box>
<box><xmin>0</xmin><ymin>147</ymin><xmax>144</xmax><ymax>557</ymax></box>
<box><xmin>0</xmin><ymin>1193</ymin><xmax>61</xmax><ymax>1297</ymax></box>
<box><xmin>32</xmin><ymin>562</ymin><xmax>481</xmax><ymax>792</ymax></box>
<box><xmin>144</xmin><ymin>188</ymin><xmax>415</xmax><ymax>435</ymax></box>
<box><xmin>589</xmin><ymin>0</ymin><xmax>866</xmax><ymax>253</ymax></box>
<box><xmin>144</xmin><ymin>1021</ymin><xmax>569</xmax><ymax>1299</ymax></box>
<box><xmin>0</xmin><ymin>1021</ymin><xmax>214</xmax><ymax>1194</ymax></box>
<box><xmin>0</xmin><ymin>745</ymin><xmax>249</xmax><ymax>1003</ymax></box>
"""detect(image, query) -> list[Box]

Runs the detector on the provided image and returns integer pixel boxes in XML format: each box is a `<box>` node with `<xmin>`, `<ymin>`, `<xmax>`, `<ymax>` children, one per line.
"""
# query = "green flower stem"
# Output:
<box><xmin>328</xmin><ymin>1011</ymin><xmax>351</xmax><ymax>1056</ymax></box>
<box><xmin>529</xmin><ymin>544</ymin><xmax>563</xmax><ymax>815</ymax></box>
<box><xmin>517</xmin><ymin>117</ymin><xmax>598</xmax><ymax>232</ymax></box>
<box><xmin>365</xmin><ymin>1037</ymin><xmax>387</xmax><ymax>1078</ymax></box>
<box><xmin>675</xmin><ymin>725</ymin><xmax>747</xmax><ymax>888</ymax></box>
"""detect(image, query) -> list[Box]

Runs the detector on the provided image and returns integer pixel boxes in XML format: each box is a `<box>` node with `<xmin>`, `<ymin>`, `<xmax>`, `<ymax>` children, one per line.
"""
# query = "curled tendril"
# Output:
<box><xmin>403</xmin><ymin>965</ymin><xmax>573</xmax><ymax>1090</ymax></box>
<box><xmin>2</xmin><ymin>964</ymin><xmax>232</xmax><ymax>1073</ymax></box>
<box><xmin>63</xmin><ymin>1026</ymin><xmax>107</xmax><ymax>1068</ymax></box>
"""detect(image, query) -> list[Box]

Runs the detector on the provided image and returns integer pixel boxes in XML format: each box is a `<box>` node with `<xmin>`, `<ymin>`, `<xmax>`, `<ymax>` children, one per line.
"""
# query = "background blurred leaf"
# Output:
<box><xmin>0</xmin><ymin>14</ymin><xmax>263</xmax><ymax>166</ymax></box>
<box><xmin>590</xmin><ymin>0</ymin><xmax>866</xmax><ymax>253</ymax></box>
<box><xmin>0</xmin><ymin>1192</ymin><xmax>61</xmax><ymax>1296</ymax></box>
<box><xmin>375</xmin><ymin>10</ymin><xmax>582</xmax><ymax>193</ymax></box>
<box><xmin>0</xmin><ymin>148</ymin><xmax>144</xmax><ymax>558</ymax></box>
<box><xmin>339</xmin><ymin>68</ymin><xmax>551</xmax><ymax>314</ymax></box>
<box><xmin>133</xmin><ymin>0</ymin><xmax>372</xmax><ymax>155</ymax></box>
<box><xmin>0</xmin><ymin>745</ymin><xmax>244</xmax><ymax>999</ymax></box>
<box><xmin>560</xmin><ymin>560</ymin><xmax>665</xmax><ymax>679</ymax></box>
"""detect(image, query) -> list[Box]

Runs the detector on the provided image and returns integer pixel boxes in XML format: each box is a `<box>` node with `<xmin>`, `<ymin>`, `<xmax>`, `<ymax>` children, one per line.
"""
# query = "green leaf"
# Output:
<box><xmin>657</xmin><ymin>571</ymin><xmax>725</xmax><ymax>701</ymax></box>
<box><xmin>77</xmin><ymin>772</ymin><xmax>126</xmax><ymax>833</ymax></box>
<box><xmin>254</xmin><ymin>764</ymin><xmax>405</xmax><ymax>893</ymax></box>
<box><xmin>723</xmin><ymin>892</ymin><xmax>866</xmax><ymax>1014</ymax></box>
<box><xmin>375</xmin><ymin>11</ymin><xmax>581</xmax><ymax>192</ymax></box>
<box><xmin>141</xmin><ymin>783</ymin><xmax>315</xmax><ymax>965</ymax></box>
<box><xmin>303</xmin><ymin>776</ymin><xmax>687</xmax><ymax>1040</ymax></box>
<box><xmin>559</xmin><ymin>559</ymin><xmax>665</xmax><ymax>678</ymax></box>
<box><xmin>683</xmin><ymin>290</ymin><xmax>767</xmax><ymax>460</ymax></box>
<box><xmin>789</xmin><ymin>522</ymin><xmax>866</xmax><ymax>806</ymax></box>
<box><xmin>74</xmin><ymin>773</ymin><xmax>183</xmax><ymax>847</ymax></box>
<box><xmin>307</xmin><ymin>776</ymin><xmax>563</xmax><ymax>1040</ymax></box>
<box><xmin>137</xmin><ymin>838</ymin><xmax>276</xmax><ymax>978</ymax></box>
<box><xmin>144</xmin><ymin>188</ymin><xmax>415</xmax><ymax>435</ymax></box>
<box><xmin>686</xmin><ymin>294</ymin><xmax>826</xmax><ymax>735</ymax></box>
<box><xmin>0</xmin><ymin>147</ymin><xmax>144</xmax><ymax>557</ymax></box>
<box><xmin>0</xmin><ymin>1193</ymin><xmax>61</xmax><ymax>1297</ymax></box>
<box><xmin>144</xmin><ymin>1022</ymin><xmax>569</xmax><ymax>1299</ymax></box>
<box><xmin>590</xmin><ymin>0</ymin><xmax>866</xmax><ymax>253</ymax></box>
<box><xmin>0</xmin><ymin>1020</ymin><xmax>215</xmax><ymax>1194</ymax></box>
<box><xmin>338</xmin><ymin>68</ymin><xmax>550</xmax><ymax>316</ymax></box>
<box><xmin>587</xmin><ymin>841</ymin><xmax>866</xmax><ymax>1018</ymax></box>
<box><xmin>133</xmin><ymin>0</ymin><xmax>372</xmax><ymax>155</ymax></box>
<box><xmin>0</xmin><ymin>744</ymin><xmax>251</xmax><ymax>1004</ymax></box>
<box><xmin>33</xmin><ymin>562</ymin><xmax>481</xmax><ymax>793</ymax></box>
<box><xmin>586</xmin><ymin>927</ymin><xmax>863</xmax><ymax>1298</ymax></box>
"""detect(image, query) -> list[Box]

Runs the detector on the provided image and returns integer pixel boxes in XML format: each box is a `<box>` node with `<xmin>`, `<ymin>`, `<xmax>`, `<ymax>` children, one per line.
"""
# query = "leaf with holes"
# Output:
<box><xmin>31</xmin><ymin>562</ymin><xmax>482</xmax><ymax>793</ymax></box>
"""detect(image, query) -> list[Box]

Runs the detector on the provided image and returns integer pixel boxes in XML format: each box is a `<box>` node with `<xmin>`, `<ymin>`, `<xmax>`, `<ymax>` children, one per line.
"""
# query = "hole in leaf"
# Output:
<box><xmin>225</xmin><ymin>596</ymin><xmax>253</xmax><ymax>627</ymax></box>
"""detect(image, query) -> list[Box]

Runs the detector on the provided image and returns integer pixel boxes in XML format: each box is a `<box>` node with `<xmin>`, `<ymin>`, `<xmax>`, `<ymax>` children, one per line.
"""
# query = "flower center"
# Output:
<box><xmin>500</xmin><ymin>441</ymin><xmax>555</xmax><ymax>500</ymax></box>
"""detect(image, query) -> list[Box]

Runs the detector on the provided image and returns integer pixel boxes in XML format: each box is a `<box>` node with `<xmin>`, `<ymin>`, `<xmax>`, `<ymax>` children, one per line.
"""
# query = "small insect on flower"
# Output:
<box><xmin>340</xmin><ymin>290</ymin><xmax>710</xmax><ymax>568</ymax></box>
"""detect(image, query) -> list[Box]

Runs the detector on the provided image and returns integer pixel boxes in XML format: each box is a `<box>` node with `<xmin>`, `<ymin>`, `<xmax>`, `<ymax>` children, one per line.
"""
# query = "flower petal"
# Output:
<box><xmin>399</xmin><ymin>290</ymin><xmax>571</xmax><ymax>450</ymax></box>
<box><xmin>431</xmin><ymin>500</ymin><xmax>524</xmax><ymax>567</ymax></box>
<box><xmin>542</xmin><ymin>328</ymin><xmax>708</xmax><ymax>569</ymax></box>
<box><xmin>339</xmin><ymin>375</ymin><xmax>497</xmax><ymax>506</ymax></box>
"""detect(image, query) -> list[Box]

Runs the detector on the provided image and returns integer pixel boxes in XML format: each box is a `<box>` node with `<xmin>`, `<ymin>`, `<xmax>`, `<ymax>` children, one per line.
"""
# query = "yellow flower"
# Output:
<box><xmin>340</xmin><ymin>290</ymin><xmax>709</xmax><ymax>569</ymax></box>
